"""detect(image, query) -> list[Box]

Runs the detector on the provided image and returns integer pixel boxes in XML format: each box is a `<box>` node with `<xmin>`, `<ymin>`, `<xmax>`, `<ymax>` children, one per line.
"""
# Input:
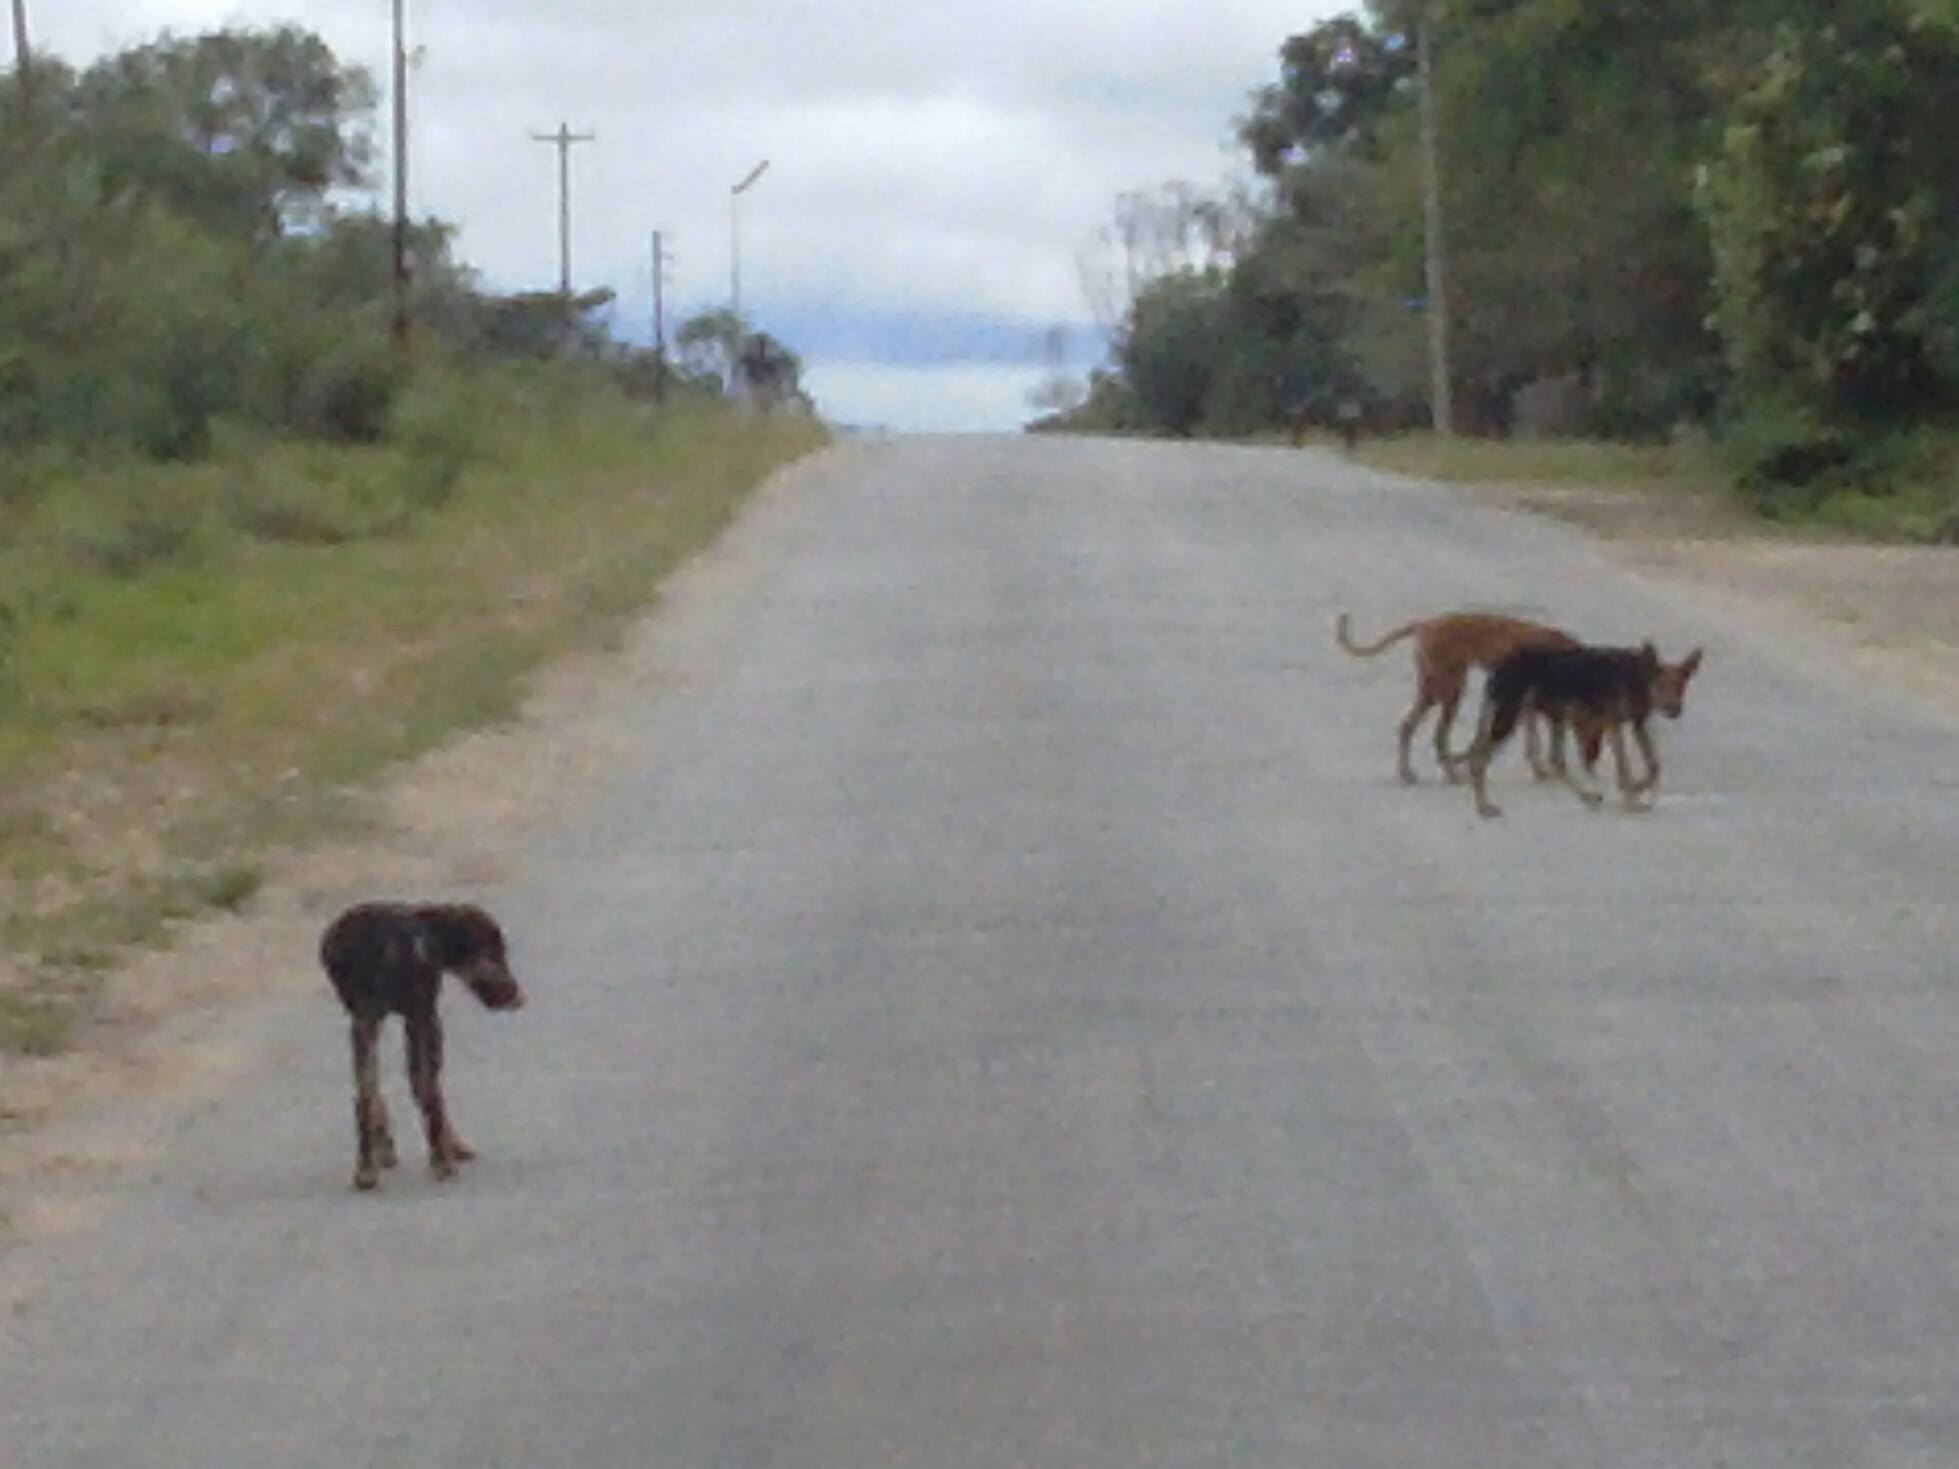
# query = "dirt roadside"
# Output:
<box><xmin>5</xmin><ymin>464</ymin><xmax>1958</xmax><ymax>1260</ymax></box>
<box><xmin>0</xmin><ymin>459</ymin><xmax>784</xmax><ymax>1266</ymax></box>
<box><xmin>1473</xmin><ymin>481</ymin><xmax>1959</xmax><ymax>723</ymax></box>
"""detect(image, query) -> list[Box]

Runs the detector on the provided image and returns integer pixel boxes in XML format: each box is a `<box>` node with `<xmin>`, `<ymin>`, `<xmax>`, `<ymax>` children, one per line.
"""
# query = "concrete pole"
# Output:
<box><xmin>390</xmin><ymin>0</ymin><xmax>410</xmax><ymax>345</ymax></box>
<box><xmin>532</xmin><ymin>123</ymin><xmax>595</xmax><ymax>296</ymax></box>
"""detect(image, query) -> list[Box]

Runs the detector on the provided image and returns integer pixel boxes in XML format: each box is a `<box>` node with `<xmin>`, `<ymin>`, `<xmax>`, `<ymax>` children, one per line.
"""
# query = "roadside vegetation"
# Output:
<box><xmin>1043</xmin><ymin>1</ymin><xmax>1959</xmax><ymax>541</ymax></box>
<box><xmin>0</xmin><ymin>28</ymin><xmax>823</xmax><ymax>1055</ymax></box>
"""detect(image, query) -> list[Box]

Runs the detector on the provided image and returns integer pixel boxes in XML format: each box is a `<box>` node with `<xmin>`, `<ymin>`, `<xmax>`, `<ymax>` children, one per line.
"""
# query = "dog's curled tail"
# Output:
<box><xmin>1335</xmin><ymin>612</ymin><xmax>1420</xmax><ymax>658</ymax></box>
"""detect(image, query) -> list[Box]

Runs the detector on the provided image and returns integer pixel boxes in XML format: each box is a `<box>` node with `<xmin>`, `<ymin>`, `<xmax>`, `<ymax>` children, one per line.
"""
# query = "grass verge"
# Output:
<box><xmin>0</xmin><ymin>371</ymin><xmax>825</xmax><ymax>1054</ymax></box>
<box><xmin>1351</xmin><ymin>428</ymin><xmax>1959</xmax><ymax>544</ymax></box>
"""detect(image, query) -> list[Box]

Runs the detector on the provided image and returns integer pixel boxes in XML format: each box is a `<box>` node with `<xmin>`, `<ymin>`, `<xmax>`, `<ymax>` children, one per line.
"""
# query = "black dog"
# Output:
<box><xmin>1463</xmin><ymin>641</ymin><xmax>1702</xmax><ymax>818</ymax></box>
<box><xmin>320</xmin><ymin>902</ymin><xmax>525</xmax><ymax>1190</ymax></box>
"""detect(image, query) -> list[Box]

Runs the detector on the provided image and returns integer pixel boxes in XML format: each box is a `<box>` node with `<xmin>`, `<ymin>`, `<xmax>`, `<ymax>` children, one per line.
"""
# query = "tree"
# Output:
<box><xmin>1238</xmin><ymin>11</ymin><xmax>1416</xmax><ymax>172</ymax></box>
<box><xmin>1119</xmin><ymin>271</ymin><xmax>1233</xmax><ymax>435</ymax></box>
<box><xmin>71</xmin><ymin>26</ymin><xmax>376</xmax><ymax>239</ymax></box>
<box><xmin>1697</xmin><ymin>5</ymin><xmax>1959</xmax><ymax>425</ymax></box>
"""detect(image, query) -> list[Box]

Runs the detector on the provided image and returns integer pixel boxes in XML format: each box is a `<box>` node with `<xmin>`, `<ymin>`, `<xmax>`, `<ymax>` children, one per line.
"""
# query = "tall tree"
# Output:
<box><xmin>1698</xmin><ymin>4</ymin><xmax>1959</xmax><ymax>424</ymax></box>
<box><xmin>73</xmin><ymin>26</ymin><xmax>375</xmax><ymax>239</ymax></box>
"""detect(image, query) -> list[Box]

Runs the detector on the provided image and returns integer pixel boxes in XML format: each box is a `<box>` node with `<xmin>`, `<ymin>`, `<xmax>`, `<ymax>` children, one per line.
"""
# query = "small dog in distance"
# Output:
<box><xmin>320</xmin><ymin>902</ymin><xmax>526</xmax><ymax>1191</ymax></box>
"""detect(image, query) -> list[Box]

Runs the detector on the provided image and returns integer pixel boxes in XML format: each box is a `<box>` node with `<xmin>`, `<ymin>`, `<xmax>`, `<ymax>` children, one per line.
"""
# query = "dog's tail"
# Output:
<box><xmin>1335</xmin><ymin>612</ymin><xmax>1421</xmax><ymax>658</ymax></box>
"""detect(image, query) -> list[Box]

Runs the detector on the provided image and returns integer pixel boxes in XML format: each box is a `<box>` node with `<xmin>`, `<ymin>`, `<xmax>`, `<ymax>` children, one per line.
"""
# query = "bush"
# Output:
<box><xmin>1718</xmin><ymin>395</ymin><xmax>1855</xmax><ymax>515</ymax></box>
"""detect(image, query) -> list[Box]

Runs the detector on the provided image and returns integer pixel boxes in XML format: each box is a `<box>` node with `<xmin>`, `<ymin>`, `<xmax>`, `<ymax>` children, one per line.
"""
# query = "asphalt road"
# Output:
<box><xmin>8</xmin><ymin>435</ymin><xmax>1959</xmax><ymax>1467</ymax></box>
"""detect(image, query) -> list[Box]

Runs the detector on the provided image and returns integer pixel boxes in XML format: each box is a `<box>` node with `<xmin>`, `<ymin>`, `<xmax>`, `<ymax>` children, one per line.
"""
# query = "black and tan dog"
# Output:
<box><xmin>1461</xmin><ymin>641</ymin><xmax>1703</xmax><ymax>818</ymax></box>
<box><xmin>321</xmin><ymin>902</ymin><xmax>525</xmax><ymax>1191</ymax></box>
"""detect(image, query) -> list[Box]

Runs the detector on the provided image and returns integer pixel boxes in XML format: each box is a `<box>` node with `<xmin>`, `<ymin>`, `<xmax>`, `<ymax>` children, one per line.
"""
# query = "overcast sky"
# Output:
<box><xmin>35</xmin><ymin>2</ymin><xmax>1346</xmax><ymax>430</ymax></box>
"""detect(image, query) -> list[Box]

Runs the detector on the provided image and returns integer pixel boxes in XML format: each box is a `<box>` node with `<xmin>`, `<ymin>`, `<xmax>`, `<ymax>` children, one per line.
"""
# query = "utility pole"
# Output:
<box><xmin>389</xmin><ymin>0</ymin><xmax>410</xmax><ymax>347</ymax></box>
<box><xmin>651</xmin><ymin>230</ymin><xmax>669</xmax><ymax>402</ymax></box>
<box><xmin>1417</xmin><ymin>3</ymin><xmax>1454</xmax><ymax>436</ymax></box>
<box><xmin>531</xmin><ymin>122</ymin><xmax>595</xmax><ymax>296</ymax></box>
<box><xmin>729</xmin><ymin>158</ymin><xmax>769</xmax><ymax>325</ymax></box>
<box><xmin>11</xmin><ymin>0</ymin><xmax>31</xmax><ymax>121</ymax></box>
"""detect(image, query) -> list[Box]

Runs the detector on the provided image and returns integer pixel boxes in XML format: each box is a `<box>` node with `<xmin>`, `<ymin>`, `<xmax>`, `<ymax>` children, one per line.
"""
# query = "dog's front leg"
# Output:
<box><xmin>1552</xmin><ymin>718</ymin><xmax>1607</xmax><ymax>809</ymax></box>
<box><xmin>1627</xmin><ymin>720</ymin><xmax>1661</xmax><ymax>795</ymax></box>
<box><xmin>406</xmin><ymin>1011</ymin><xmax>462</xmax><ymax>1180</ymax></box>
<box><xmin>350</xmin><ymin>1018</ymin><xmax>387</xmax><ymax>1190</ymax></box>
<box><xmin>1610</xmin><ymin>721</ymin><xmax>1652</xmax><ymax>812</ymax></box>
<box><xmin>1524</xmin><ymin>706</ymin><xmax>1554</xmax><ymax>780</ymax></box>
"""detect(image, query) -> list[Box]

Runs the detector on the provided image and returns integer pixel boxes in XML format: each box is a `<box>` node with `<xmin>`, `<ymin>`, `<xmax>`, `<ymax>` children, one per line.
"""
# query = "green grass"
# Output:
<box><xmin>1356</xmin><ymin>431</ymin><xmax>1731</xmax><ymax>495</ymax></box>
<box><xmin>0</xmin><ymin>376</ymin><xmax>826</xmax><ymax>1053</ymax></box>
<box><xmin>1356</xmin><ymin>427</ymin><xmax>1959</xmax><ymax>543</ymax></box>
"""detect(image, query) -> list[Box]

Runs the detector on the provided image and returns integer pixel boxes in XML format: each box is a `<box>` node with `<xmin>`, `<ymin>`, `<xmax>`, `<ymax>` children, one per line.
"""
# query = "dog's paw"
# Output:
<box><xmin>1476</xmin><ymin>802</ymin><xmax>1503</xmax><ymax>819</ymax></box>
<box><xmin>375</xmin><ymin>1136</ymin><xmax>399</xmax><ymax>1170</ymax></box>
<box><xmin>353</xmin><ymin>1165</ymin><xmax>381</xmax><ymax>1191</ymax></box>
<box><xmin>430</xmin><ymin>1158</ymin><xmax>458</xmax><ymax>1182</ymax></box>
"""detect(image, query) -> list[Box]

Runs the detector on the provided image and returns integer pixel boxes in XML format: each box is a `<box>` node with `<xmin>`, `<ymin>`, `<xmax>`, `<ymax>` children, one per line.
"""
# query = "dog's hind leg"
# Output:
<box><xmin>1467</xmin><ymin>697</ymin><xmax>1505</xmax><ymax>818</ymax></box>
<box><xmin>1551</xmin><ymin>720</ymin><xmax>1607</xmax><ymax>809</ymax></box>
<box><xmin>1396</xmin><ymin>690</ymin><xmax>1435</xmax><ymax>785</ymax></box>
<box><xmin>1431</xmin><ymin>681</ymin><xmax>1468</xmax><ymax>783</ymax></box>
<box><xmin>350</xmin><ymin>1018</ymin><xmax>387</xmax><ymax>1191</ymax></box>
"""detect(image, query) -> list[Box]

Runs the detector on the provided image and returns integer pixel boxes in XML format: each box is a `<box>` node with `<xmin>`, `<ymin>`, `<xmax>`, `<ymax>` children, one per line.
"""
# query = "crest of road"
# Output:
<box><xmin>8</xmin><ymin>435</ymin><xmax>1959</xmax><ymax>1466</ymax></box>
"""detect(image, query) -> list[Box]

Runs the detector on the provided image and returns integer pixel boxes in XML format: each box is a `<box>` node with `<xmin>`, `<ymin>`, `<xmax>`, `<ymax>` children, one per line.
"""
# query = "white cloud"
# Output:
<box><xmin>803</xmin><ymin>360</ymin><xmax>1053</xmax><ymax>435</ymax></box>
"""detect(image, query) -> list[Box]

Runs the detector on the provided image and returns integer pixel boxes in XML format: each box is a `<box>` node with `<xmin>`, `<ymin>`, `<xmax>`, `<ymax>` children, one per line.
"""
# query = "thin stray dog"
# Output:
<box><xmin>321</xmin><ymin>902</ymin><xmax>526</xmax><ymax>1191</ymax></box>
<box><xmin>1336</xmin><ymin>610</ymin><xmax>1579</xmax><ymax>784</ymax></box>
<box><xmin>1462</xmin><ymin>641</ymin><xmax>1703</xmax><ymax>818</ymax></box>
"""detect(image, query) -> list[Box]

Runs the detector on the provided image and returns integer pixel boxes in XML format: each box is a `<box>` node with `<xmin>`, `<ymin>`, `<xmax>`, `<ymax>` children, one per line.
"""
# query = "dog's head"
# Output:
<box><xmin>418</xmin><ymin>904</ymin><xmax>525</xmax><ymax>1011</ymax></box>
<box><xmin>1644</xmin><ymin>642</ymin><xmax>1703</xmax><ymax>719</ymax></box>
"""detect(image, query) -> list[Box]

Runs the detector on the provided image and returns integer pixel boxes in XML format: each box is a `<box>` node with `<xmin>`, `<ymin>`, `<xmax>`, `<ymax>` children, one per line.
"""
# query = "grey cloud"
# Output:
<box><xmin>33</xmin><ymin>0</ymin><xmax>1341</xmax><ymax>426</ymax></box>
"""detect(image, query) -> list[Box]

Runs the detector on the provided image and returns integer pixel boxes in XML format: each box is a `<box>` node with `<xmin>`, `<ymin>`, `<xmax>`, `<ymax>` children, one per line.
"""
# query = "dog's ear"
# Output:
<box><xmin>414</xmin><ymin>904</ymin><xmax>504</xmax><ymax>967</ymax></box>
<box><xmin>1679</xmin><ymin>647</ymin><xmax>1703</xmax><ymax>679</ymax></box>
<box><xmin>1639</xmin><ymin>640</ymin><xmax>1660</xmax><ymax>670</ymax></box>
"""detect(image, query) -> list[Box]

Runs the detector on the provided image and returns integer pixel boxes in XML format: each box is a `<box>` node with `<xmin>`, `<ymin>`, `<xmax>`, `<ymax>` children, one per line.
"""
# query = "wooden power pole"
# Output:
<box><xmin>11</xmin><ymin>0</ymin><xmax>31</xmax><ymax>121</ymax></box>
<box><xmin>532</xmin><ymin>122</ymin><xmax>595</xmax><ymax>296</ymax></box>
<box><xmin>651</xmin><ymin>230</ymin><xmax>669</xmax><ymax>401</ymax></box>
<box><xmin>1417</xmin><ymin>4</ymin><xmax>1454</xmax><ymax>436</ymax></box>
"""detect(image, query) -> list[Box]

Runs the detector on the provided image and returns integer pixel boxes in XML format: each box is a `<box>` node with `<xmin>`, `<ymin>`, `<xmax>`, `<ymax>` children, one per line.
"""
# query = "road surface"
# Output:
<box><xmin>8</xmin><ymin>435</ymin><xmax>1959</xmax><ymax>1467</ymax></box>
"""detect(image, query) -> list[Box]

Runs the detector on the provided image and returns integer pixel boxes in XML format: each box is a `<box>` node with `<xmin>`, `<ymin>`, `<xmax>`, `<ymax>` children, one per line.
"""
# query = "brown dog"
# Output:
<box><xmin>1336</xmin><ymin>611</ymin><xmax>1579</xmax><ymax>784</ymax></box>
<box><xmin>1461</xmin><ymin>641</ymin><xmax>1704</xmax><ymax>818</ymax></box>
<box><xmin>320</xmin><ymin>902</ymin><xmax>526</xmax><ymax>1191</ymax></box>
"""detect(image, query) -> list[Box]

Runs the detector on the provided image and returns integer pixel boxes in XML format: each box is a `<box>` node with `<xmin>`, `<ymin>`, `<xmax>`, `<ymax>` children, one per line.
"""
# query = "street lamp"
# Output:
<box><xmin>729</xmin><ymin>158</ymin><xmax>770</xmax><ymax>326</ymax></box>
